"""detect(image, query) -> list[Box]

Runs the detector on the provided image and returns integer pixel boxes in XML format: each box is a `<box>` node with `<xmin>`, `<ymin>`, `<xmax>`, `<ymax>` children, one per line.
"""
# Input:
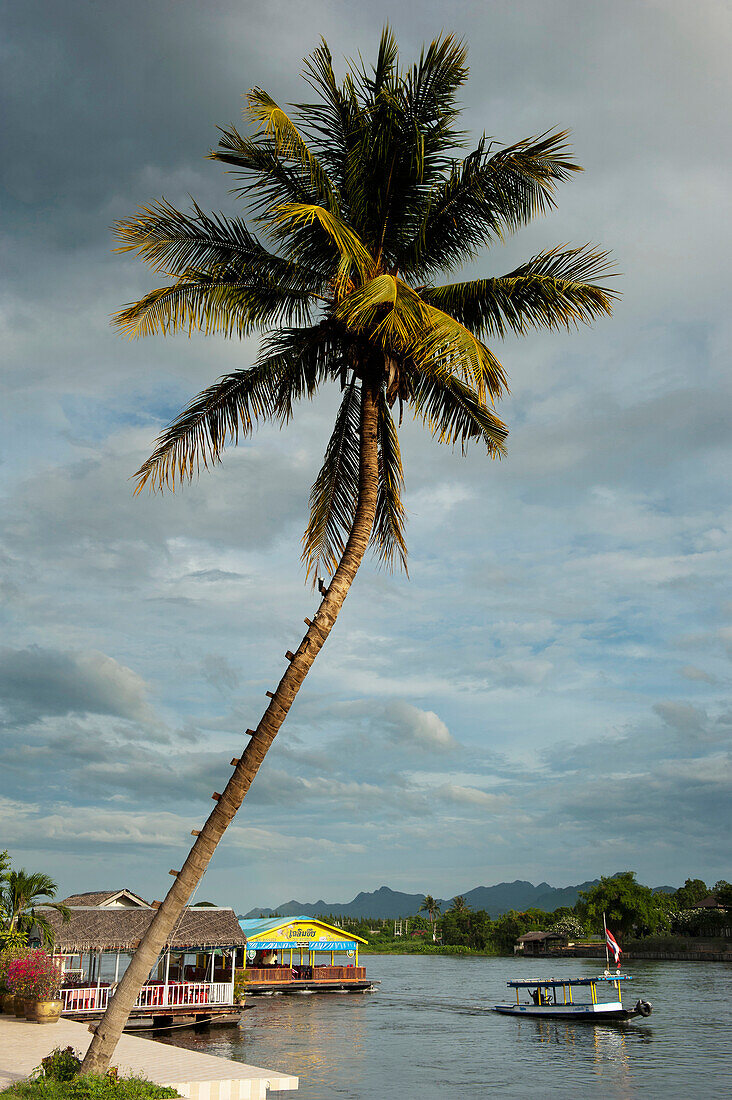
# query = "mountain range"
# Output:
<box><xmin>241</xmin><ymin>879</ymin><xmax>607</xmax><ymax>920</ymax></box>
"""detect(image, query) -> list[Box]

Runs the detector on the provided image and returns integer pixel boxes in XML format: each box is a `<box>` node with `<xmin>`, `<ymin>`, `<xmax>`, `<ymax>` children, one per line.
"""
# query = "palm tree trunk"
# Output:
<box><xmin>80</xmin><ymin>381</ymin><xmax>380</xmax><ymax>1073</ymax></box>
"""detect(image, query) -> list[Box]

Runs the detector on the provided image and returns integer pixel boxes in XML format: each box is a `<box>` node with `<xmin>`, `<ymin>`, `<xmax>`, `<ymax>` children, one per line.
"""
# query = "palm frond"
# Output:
<box><xmin>421</xmin><ymin>245</ymin><xmax>617</xmax><ymax>337</ymax></box>
<box><xmin>271</xmin><ymin>203</ymin><xmax>375</xmax><ymax>289</ymax></box>
<box><xmin>302</xmin><ymin>378</ymin><xmax>361</xmax><ymax>580</ymax></box>
<box><xmin>415</xmin><ymin>304</ymin><xmax>508</xmax><ymax>402</ymax></box>
<box><xmin>398</xmin><ymin>131</ymin><xmax>581</xmax><ymax>279</ymax></box>
<box><xmin>114</xmin><ymin>274</ymin><xmax>316</xmax><ymax>339</ymax></box>
<box><xmin>335</xmin><ymin>273</ymin><xmax>427</xmax><ymax>346</ymax></box>
<box><xmin>134</xmin><ymin>326</ymin><xmax>335</xmax><ymax>492</ymax></box>
<box><xmin>335</xmin><ymin>274</ymin><xmax>507</xmax><ymax>402</ymax></box>
<box><xmin>401</xmin><ymin>33</ymin><xmax>468</xmax><ymax>143</ymax></box>
<box><xmin>299</xmin><ymin>39</ymin><xmax>361</xmax><ymax>181</ymax></box>
<box><xmin>113</xmin><ymin>199</ymin><xmax>320</xmax><ymax>290</ymax></box>
<box><xmin>245</xmin><ymin>88</ymin><xmax>338</xmax><ymax>213</ymax></box>
<box><xmin>409</xmin><ymin>362</ymin><xmax>508</xmax><ymax>455</ymax></box>
<box><xmin>371</xmin><ymin>391</ymin><xmax>408</xmax><ymax>572</ymax></box>
<box><xmin>212</xmin><ymin>126</ymin><xmax>331</xmax><ymax>219</ymax></box>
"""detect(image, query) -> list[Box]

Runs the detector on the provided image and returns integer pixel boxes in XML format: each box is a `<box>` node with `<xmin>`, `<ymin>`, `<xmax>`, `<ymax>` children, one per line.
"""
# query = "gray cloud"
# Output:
<box><xmin>0</xmin><ymin>646</ymin><xmax>152</xmax><ymax>727</ymax></box>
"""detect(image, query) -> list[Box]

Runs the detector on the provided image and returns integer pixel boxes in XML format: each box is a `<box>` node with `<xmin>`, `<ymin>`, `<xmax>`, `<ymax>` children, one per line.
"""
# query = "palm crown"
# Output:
<box><xmin>115</xmin><ymin>29</ymin><xmax>615</xmax><ymax>581</ymax></box>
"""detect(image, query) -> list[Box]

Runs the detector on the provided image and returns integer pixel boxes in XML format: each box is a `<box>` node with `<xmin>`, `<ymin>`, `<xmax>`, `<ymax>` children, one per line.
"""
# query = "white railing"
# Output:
<box><xmin>61</xmin><ymin>986</ymin><xmax>111</xmax><ymax>1013</ymax></box>
<box><xmin>61</xmin><ymin>981</ymin><xmax>233</xmax><ymax>1014</ymax></box>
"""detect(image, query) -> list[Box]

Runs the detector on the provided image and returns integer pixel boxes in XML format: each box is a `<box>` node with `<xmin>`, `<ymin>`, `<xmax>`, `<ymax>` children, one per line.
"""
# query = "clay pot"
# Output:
<box><xmin>13</xmin><ymin>995</ymin><xmax>26</xmax><ymax>1017</ymax></box>
<box><xmin>25</xmin><ymin>999</ymin><xmax>63</xmax><ymax>1024</ymax></box>
<box><xmin>1</xmin><ymin>992</ymin><xmax>14</xmax><ymax>1014</ymax></box>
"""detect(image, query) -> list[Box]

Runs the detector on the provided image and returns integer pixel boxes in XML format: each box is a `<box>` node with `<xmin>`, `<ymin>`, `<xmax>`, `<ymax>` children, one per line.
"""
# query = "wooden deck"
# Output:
<box><xmin>0</xmin><ymin>1014</ymin><xmax>297</xmax><ymax>1099</ymax></box>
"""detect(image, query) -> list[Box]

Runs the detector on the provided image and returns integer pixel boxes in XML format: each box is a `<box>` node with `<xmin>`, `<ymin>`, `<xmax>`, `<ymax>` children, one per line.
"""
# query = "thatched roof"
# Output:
<box><xmin>43</xmin><ymin>906</ymin><xmax>247</xmax><ymax>952</ymax></box>
<box><xmin>61</xmin><ymin>889</ymin><xmax>149</xmax><ymax>908</ymax></box>
<box><xmin>518</xmin><ymin>931</ymin><xmax>563</xmax><ymax>943</ymax></box>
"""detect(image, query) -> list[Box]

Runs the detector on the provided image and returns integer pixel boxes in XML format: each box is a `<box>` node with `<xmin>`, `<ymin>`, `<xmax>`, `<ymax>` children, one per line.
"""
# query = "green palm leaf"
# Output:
<box><xmin>422</xmin><ymin>245</ymin><xmax>617</xmax><ymax>337</ymax></box>
<box><xmin>134</xmin><ymin>326</ymin><xmax>335</xmax><ymax>491</ymax></box>
<box><xmin>245</xmin><ymin>89</ymin><xmax>338</xmax><ymax>214</ymax></box>
<box><xmin>302</xmin><ymin>377</ymin><xmax>361</xmax><ymax>580</ymax></box>
<box><xmin>371</xmin><ymin>392</ymin><xmax>408</xmax><ymax>572</ymax></box>
<box><xmin>409</xmin><ymin>364</ymin><xmax>508</xmax><ymax>454</ymax></box>
<box><xmin>271</xmin><ymin>202</ymin><xmax>375</xmax><ymax>289</ymax></box>
<box><xmin>114</xmin><ymin>199</ymin><xmax>320</xmax><ymax>290</ymax></box>
<box><xmin>399</xmin><ymin>131</ymin><xmax>581</xmax><ymax>278</ymax></box>
<box><xmin>114</xmin><ymin>274</ymin><xmax>316</xmax><ymax>339</ymax></box>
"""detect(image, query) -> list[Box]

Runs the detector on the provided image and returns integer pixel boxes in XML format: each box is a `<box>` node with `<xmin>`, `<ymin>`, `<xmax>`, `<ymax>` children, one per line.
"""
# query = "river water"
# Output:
<box><xmin>155</xmin><ymin>955</ymin><xmax>731</xmax><ymax>1099</ymax></box>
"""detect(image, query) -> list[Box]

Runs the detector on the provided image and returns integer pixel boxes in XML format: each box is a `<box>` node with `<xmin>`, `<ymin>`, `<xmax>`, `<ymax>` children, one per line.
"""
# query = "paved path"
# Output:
<box><xmin>0</xmin><ymin>1015</ymin><xmax>297</xmax><ymax>1100</ymax></box>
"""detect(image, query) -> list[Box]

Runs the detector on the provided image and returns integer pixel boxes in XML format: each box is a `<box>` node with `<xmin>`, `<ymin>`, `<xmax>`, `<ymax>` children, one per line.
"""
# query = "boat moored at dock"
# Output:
<box><xmin>494</xmin><ymin>973</ymin><xmax>652</xmax><ymax>1022</ymax></box>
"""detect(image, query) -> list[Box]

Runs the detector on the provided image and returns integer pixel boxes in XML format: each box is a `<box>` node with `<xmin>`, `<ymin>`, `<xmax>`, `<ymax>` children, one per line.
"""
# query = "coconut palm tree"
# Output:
<box><xmin>81</xmin><ymin>29</ymin><xmax>614</xmax><ymax>1071</ymax></box>
<box><xmin>449</xmin><ymin>895</ymin><xmax>470</xmax><ymax>914</ymax></box>
<box><xmin>0</xmin><ymin>870</ymin><xmax>70</xmax><ymax>947</ymax></box>
<box><xmin>419</xmin><ymin>895</ymin><xmax>442</xmax><ymax>940</ymax></box>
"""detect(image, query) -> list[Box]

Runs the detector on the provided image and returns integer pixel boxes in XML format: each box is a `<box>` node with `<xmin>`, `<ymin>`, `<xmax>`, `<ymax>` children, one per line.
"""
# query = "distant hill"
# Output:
<box><xmin>240</xmin><ymin>879</ymin><xmax>607</xmax><ymax>920</ymax></box>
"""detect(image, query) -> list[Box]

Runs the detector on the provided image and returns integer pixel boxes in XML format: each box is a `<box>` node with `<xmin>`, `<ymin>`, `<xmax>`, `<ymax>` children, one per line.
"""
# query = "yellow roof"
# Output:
<box><xmin>239</xmin><ymin>915</ymin><xmax>368</xmax><ymax>945</ymax></box>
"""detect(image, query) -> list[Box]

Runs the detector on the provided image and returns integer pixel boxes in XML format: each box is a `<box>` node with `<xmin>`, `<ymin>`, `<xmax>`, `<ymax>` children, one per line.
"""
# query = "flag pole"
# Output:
<box><xmin>603</xmin><ymin>911</ymin><xmax>610</xmax><ymax>970</ymax></box>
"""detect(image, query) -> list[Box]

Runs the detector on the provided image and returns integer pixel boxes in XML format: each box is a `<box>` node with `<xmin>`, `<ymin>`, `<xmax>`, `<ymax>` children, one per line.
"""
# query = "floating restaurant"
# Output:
<box><xmin>237</xmin><ymin>917</ymin><xmax>372</xmax><ymax>994</ymax></box>
<box><xmin>42</xmin><ymin>889</ymin><xmax>246</xmax><ymax>1029</ymax></box>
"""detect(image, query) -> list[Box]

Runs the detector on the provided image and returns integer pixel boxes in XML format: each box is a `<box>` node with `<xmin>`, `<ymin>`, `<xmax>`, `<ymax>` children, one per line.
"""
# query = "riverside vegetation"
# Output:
<box><xmin>284</xmin><ymin>873</ymin><xmax>732</xmax><ymax>956</ymax></box>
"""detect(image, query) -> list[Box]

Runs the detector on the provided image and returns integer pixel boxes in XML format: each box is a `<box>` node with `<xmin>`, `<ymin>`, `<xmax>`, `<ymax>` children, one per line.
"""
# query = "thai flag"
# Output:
<box><xmin>606</xmin><ymin>927</ymin><xmax>622</xmax><ymax>966</ymax></box>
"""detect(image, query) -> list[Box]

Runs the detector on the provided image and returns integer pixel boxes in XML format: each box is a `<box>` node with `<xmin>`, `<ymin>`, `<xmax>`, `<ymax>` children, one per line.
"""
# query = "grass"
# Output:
<box><xmin>0</xmin><ymin>1079</ymin><xmax>179</xmax><ymax>1100</ymax></box>
<box><xmin>361</xmin><ymin>941</ymin><xmax>500</xmax><ymax>956</ymax></box>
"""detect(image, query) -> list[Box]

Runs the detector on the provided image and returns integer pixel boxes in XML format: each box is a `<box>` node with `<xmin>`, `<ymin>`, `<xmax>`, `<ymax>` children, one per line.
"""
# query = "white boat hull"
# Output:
<box><xmin>494</xmin><ymin>1001</ymin><xmax>640</xmax><ymax>1021</ymax></box>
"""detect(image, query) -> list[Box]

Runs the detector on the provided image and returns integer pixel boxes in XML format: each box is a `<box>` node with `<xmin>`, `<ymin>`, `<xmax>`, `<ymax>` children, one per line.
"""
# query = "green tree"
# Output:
<box><xmin>419</xmin><ymin>895</ymin><xmax>442</xmax><ymax>939</ymax></box>
<box><xmin>674</xmin><ymin>878</ymin><xmax>708</xmax><ymax>909</ymax></box>
<box><xmin>448</xmin><ymin>895</ymin><xmax>470</xmax><ymax>914</ymax></box>
<box><xmin>713</xmin><ymin>880</ymin><xmax>732</xmax><ymax>907</ymax></box>
<box><xmin>0</xmin><ymin>870</ymin><xmax>70</xmax><ymax>947</ymax></box>
<box><xmin>81</xmin><ymin>29</ymin><xmax>614</xmax><ymax>1073</ymax></box>
<box><xmin>577</xmin><ymin>872</ymin><xmax>661</xmax><ymax>940</ymax></box>
<box><xmin>440</xmin><ymin>907</ymin><xmax>493</xmax><ymax>951</ymax></box>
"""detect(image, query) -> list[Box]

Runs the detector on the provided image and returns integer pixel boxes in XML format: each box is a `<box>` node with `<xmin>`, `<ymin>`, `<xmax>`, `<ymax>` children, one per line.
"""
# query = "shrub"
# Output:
<box><xmin>0</xmin><ymin>1077</ymin><xmax>180</xmax><ymax>1100</ymax></box>
<box><xmin>37</xmin><ymin>1049</ymin><xmax>82</xmax><ymax>1082</ymax></box>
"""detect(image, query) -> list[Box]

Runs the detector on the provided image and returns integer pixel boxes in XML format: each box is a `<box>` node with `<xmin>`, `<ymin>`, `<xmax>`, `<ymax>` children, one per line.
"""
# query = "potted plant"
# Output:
<box><xmin>0</xmin><ymin>942</ymin><xmax>28</xmax><ymax>1014</ymax></box>
<box><xmin>7</xmin><ymin>949</ymin><xmax>64</xmax><ymax>1023</ymax></box>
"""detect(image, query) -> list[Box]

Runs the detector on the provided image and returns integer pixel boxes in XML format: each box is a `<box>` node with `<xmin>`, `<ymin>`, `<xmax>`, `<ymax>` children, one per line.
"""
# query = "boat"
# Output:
<box><xmin>494</xmin><ymin>973</ymin><xmax>653</xmax><ymax>1021</ymax></box>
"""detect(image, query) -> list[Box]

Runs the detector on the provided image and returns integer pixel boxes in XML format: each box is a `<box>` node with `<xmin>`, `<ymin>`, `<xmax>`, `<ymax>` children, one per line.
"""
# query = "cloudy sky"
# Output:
<box><xmin>1</xmin><ymin>0</ymin><xmax>730</xmax><ymax>911</ymax></box>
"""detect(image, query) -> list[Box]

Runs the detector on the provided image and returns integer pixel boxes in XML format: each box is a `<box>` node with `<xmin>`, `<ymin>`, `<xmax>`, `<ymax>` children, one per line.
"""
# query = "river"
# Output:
<box><xmin>154</xmin><ymin>954</ymin><xmax>731</xmax><ymax>1098</ymax></box>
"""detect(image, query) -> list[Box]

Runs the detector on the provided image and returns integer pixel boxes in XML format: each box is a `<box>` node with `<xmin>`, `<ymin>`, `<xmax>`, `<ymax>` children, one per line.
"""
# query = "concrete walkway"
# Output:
<box><xmin>0</xmin><ymin>1015</ymin><xmax>297</xmax><ymax>1100</ymax></box>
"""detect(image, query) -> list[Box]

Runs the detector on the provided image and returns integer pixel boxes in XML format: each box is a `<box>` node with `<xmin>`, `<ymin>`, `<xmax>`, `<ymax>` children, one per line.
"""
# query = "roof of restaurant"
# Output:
<box><xmin>239</xmin><ymin>915</ymin><xmax>368</xmax><ymax>945</ymax></box>
<box><xmin>44</xmin><ymin>906</ymin><xmax>247</xmax><ymax>952</ymax></box>
<box><xmin>60</xmin><ymin>889</ymin><xmax>150</xmax><ymax>908</ymax></box>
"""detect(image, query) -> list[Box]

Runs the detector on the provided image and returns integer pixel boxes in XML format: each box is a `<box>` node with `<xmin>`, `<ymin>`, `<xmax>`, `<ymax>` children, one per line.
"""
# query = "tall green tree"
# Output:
<box><xmin>577</xmin><ymin>872</ymin><xmax>661</xmax><ymax>939</ymax></box>
<box><xmin>81</xmin><ymin>29</ymin><xmax>614</xmax><ymax>1072</ymax></box>
<box><xmin>674</xmin><ymin>878</ymin><xmax>708</xmax><ymax>910</ymax></box>
<box><xmin>0</xmin><ymin>870</ymin><xmax>70</xmax><ymax>947</ymax></box>
<box><xmin>448</xmin><ymin>895</ymin><xmax>470</xmax><ymax>914</ymax></box>
<box><xmin>419</xmin><ymin>895</ymin><xmax>443</xmax><ymax>940</ymax></box>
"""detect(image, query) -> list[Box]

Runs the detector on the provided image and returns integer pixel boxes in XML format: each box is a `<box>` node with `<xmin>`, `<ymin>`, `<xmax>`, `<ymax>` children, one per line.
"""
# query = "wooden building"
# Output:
<box><xmin>515</xmin><ymin>931</ymin><xmax>564</xmax><ymax>956</ymax></box>
<box><xmin>42</xmin><ymin>892</ymin><xmax>246</xmax><ymax>1029</ymax></box>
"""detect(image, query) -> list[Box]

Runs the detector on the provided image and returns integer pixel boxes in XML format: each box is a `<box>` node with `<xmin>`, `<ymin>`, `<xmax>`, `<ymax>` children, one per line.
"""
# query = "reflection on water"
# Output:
<box><xmin>156</xmin><ymin>956</ymin><xmax>731</xmax><ymax>1100</ymax></box>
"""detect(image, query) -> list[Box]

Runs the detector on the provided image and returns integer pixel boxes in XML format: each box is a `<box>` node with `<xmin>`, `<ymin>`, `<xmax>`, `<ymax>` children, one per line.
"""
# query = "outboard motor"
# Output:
<box><xmin>633</xmin><ymin>999</ymin><xmax>653</xmax><ymax>1017</ymax></box>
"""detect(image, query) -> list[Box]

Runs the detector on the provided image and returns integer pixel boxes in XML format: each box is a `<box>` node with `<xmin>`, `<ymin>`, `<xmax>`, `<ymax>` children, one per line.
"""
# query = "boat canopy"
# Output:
<box><xmin>507</xmin><ymin>974</ymin><xmax>633</xmax><ymax>988</ymax></box>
